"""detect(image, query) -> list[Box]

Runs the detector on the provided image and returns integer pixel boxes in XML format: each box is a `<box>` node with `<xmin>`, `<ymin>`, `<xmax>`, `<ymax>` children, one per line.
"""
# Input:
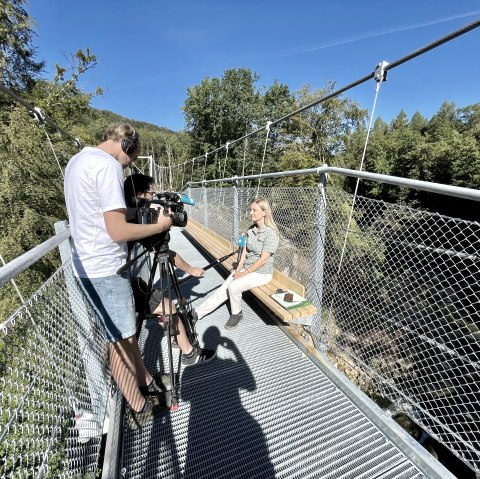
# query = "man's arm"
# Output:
<box><xmin>169</xmin><ymin>251</ymin><xmax>205</xmax><ymax>277</ymax></box>
<box><xmin>104</xmin><ymin>209</ymin><xmax>172</xmax><ymax>242</ymax></box>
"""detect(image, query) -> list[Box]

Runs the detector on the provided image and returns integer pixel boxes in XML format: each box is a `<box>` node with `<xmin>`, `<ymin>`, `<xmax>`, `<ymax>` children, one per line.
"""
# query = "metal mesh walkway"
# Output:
<box><xmin>121</xmin><ymin>228</ymin><xmax>427</xmax><ymax>479</ymax></box>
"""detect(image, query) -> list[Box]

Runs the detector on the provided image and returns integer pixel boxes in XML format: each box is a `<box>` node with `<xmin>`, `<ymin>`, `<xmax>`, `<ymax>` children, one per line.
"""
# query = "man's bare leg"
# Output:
<box><xmin>153</xmin><ymin>303</ymin><xmax>194</xmax><ymax>355</ymax></box>
<box><xmin>171</xmin><ymin>315</ymin><xmax>193</xmax><ymax>354</ymax></box>
<box><xmin>109</xmin><ymin>336</ymin><xmax>153</xmax><ymax>411</ymax></box>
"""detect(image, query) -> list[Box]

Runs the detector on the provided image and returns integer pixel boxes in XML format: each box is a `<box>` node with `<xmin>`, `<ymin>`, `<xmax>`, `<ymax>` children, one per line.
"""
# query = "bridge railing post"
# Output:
<box><xmin>309</xmin><ymin>167</ymin><xmax>327</xmax><ymax>336</ymax></box>
<box><xmin>232</xmin><ymin>177</ymin><xmax>239</xmax><ymax>246</ymax></box>
<box><xmin>202</xmin><ymin>183</ymin><xmax>208</xmax><ymax>228</ymax></box>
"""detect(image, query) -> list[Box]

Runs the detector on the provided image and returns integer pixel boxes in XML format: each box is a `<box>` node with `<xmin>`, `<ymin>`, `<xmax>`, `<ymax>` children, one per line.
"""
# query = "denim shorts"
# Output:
<box><xmin>77</xmin><ymin>273</ymin><xmax>137</xmax><ymax>343</ymax></box>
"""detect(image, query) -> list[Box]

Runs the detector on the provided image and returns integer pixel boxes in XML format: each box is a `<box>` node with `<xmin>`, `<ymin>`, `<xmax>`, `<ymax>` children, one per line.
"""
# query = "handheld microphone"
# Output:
<box><xmin>232</xmin><ymin>235</ymin><xmax>247</xmax><ymax>269</ymax></box>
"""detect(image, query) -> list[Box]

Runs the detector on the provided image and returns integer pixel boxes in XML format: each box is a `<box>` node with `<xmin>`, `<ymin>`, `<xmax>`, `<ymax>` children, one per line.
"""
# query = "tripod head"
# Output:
<box><xmin>138</xmin><ymin>229</ymin><xmax>171</xmax><ymax>254</ymax></box>
<box><xmin>116</xmin><ymin>230</ymin><xmax>171</xmax><ymax>275</ymax></box>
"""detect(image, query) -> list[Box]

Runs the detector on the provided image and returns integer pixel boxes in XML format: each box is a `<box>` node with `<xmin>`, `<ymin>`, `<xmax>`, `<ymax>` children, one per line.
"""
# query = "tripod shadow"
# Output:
<box><xmin>180</xmin><ymin>326</ymin><xmax>275</xmax><ymax>478</ymax></box>
<box><xmin>142</xmin><ymin>318</ymin><xmax>172</xmax><ymax>376</ymax></box>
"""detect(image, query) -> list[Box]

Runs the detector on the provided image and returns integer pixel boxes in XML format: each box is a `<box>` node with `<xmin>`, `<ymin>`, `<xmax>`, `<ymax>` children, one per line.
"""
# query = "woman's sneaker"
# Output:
<box><xmin>181</xmin><ymin>346</ymin><xmax>216</xmax><ymax>366</ymax></box>
<box><xmin>224</xmin><ymin>311</ymin><xmax>243</xmax><ymax>330</ymax></box>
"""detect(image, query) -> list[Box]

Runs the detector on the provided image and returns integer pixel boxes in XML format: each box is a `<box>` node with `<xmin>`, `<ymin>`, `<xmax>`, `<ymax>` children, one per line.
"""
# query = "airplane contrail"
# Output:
<box><xmin>276</xmin><ymin>11</ymin><xmax>480</xmax><ymax>57</ymax></box>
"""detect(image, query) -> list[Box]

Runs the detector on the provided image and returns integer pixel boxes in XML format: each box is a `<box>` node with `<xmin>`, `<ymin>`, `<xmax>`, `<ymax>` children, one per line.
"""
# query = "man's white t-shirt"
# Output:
<box><xmin>64</xmin><ymin>147</ymin><xmax>127</xmax><ymax>278</ymax></box>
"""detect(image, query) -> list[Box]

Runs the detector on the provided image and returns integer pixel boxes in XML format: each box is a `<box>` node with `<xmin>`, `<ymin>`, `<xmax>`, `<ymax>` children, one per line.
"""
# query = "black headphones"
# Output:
<box><xmin>121</xmin><ymin>131</ymin><xmax>140</xmax><ymax>154</ymax></box>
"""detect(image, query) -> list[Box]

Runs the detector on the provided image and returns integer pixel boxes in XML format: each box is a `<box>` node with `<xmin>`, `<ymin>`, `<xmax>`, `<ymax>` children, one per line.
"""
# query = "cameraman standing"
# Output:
<box><xmin>64</xmin><ymin>123</ymin><xmax>174</xmax><ymax>428</ymax></box>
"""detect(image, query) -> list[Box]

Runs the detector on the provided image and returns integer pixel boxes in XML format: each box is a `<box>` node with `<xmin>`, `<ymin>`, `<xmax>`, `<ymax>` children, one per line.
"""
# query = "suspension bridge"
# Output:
<box><xmin>1</xmin><ymin>19</ymin><xmax>479</xmax><ymax>479</ymax></box>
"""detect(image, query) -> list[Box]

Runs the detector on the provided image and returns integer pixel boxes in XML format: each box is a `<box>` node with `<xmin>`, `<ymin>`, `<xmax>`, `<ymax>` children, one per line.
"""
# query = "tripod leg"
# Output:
<box><xmin>166</xmin><ymin>259</ymin><xmax>199</xmax><ymax>348</ymax></box>
<box><xmin>158</xmin><ymin>260</ymin><xmax>179</xmax><ymax>411</ymax></box>
<box><xmin>134</xmin><ymin>252</ymin><xmax>159</xmax><ymax>339</ymax></box>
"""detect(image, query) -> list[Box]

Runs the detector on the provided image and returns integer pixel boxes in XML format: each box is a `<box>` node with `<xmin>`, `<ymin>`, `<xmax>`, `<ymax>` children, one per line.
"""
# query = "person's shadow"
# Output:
<box><xmin>180</xmin><ymin>326</ymin><xmax>276</xmax><ymax>478</ymax></box>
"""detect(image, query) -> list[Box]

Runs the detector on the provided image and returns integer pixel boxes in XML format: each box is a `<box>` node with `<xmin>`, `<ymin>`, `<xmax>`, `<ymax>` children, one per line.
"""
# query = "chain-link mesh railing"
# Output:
<box><xmin>186</xmin><ymin>180</ymin><xmax>480</xmax><ymax>474</ymax></box>
<box><xmin>0</xmin><ymin>260</ymin><xmax>110</xmax><ymax>478</ymax></box>
<box><xmin>1</xmin><ymin>174</ymin><xmax>478</xmax><ymax>477</ymax></box>
<box><xmin>321</xmin><ymin>189</ymin><xmax>480</xmax><ymax>474</ymax></box>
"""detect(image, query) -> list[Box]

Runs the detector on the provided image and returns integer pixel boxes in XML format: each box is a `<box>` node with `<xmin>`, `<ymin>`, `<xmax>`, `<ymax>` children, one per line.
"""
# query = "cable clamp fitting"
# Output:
<box><xmin>374</xmin><ymin>61</ymin><xmax>389</xmax><ymax>83</ymax></box>
<box><xmin>32</xmin><ymin>107</ymin><xmax>45</xmax><ymax>124</ymax></box>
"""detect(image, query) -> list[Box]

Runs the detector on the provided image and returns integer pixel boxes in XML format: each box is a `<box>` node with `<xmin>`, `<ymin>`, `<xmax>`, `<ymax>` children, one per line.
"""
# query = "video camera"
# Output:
<box><xmin>137</xmin><ymin>191</ymin><xmax>193</xmax><ymax>228</ymax></box>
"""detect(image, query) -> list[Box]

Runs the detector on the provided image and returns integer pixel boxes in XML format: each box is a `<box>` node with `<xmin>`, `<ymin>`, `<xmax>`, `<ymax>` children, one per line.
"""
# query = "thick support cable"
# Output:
<box><xmin>0</xmin><ymin>83</ymin><xmax>82</xmax><ymax>149</ymax></box>
<box><xmin>384</xmin><ymin>18</ymin><xmax>480</xmax><ymax>72</ymax></box>
<box><xmin>178</xmin><ymin>19</ymin><xmax>479</xmax><ymax>177</ymax></box>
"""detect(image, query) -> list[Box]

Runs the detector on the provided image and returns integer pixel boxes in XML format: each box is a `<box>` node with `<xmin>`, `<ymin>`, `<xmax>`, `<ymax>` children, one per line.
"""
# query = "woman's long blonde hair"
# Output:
<box><xmin>252</xmin><ymin>198</ymin><xmax>278</xmax><ymax>231</ymax></box>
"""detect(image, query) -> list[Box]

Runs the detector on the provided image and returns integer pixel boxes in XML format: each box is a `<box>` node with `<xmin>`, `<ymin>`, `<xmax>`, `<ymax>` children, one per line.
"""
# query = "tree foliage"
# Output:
<box><xmin>1</xmin><ymin>2</ymin><xmax>479</xmax><ymax>316</ymax></box>
<box><xmin>339</xmin><ymin>101</ymin><xmax>480</xmax><ymax>218</ymax></box>
<box><xmin>0</xmin><ymin>0</ymin><xmax>44</xmax><ymax>92</ymax></box>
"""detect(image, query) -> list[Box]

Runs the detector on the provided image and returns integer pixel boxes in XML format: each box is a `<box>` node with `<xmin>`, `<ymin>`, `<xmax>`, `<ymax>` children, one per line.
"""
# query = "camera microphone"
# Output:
<box><xmin>180</xmin><ymin>194</ymin><xmax>197</xmax><ymax>206</ymax></box>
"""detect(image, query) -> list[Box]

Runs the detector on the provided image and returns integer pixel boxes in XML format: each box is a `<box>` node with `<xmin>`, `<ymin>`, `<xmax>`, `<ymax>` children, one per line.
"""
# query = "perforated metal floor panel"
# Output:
<box><xmin>121</xmin><ymin>228</ymin><xmax>426</xmax><ymax>479</ymax></box>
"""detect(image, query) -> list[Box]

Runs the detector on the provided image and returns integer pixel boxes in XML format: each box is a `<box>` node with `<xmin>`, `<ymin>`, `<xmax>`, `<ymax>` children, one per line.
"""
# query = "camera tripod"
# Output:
<box><xmin>123</xmin><ymin>229</ymin><xmax>237</xmax><ymax>411</ymax></box>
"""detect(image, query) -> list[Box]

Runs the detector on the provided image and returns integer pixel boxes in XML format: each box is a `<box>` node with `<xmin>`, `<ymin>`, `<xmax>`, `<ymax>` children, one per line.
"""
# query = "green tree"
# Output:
<box><xmin>183</xmin><ymin>68</ymin><xmax>260</xmax><ymax>150</ymax></box>
<box><xmin>0</xmin><ymin>0</ymin><xmax>44</xmax><ymax>92</ymax></box>
<box><xmin>0</xmin><ymin>50</ymin><xmax>101</xmax><ymax>318</ymax></box>
<box><xmin>182</xmin><ymin>68</ymin><xmax>266</xmax><ymax>180</ymax></box>
<box><xmin>409</xmin><ymin>111</ymin><xmax>428</xmax><ymax>132</ymax></box>
<box><xmin>277</xmin><ymin>82</ymin><xmax>366</xmax><ymax>185</ymax></box>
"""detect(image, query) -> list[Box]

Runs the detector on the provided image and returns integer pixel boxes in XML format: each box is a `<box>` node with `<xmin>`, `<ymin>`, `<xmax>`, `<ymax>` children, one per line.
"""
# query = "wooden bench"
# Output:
<box><xmin>184</xmin><ymin>219</ymin><xmax>317</xmax><ymax>324</ymax></box>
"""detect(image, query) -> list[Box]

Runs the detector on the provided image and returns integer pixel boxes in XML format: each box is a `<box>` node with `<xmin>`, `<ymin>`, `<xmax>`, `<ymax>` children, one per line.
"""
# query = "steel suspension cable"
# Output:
<box><xmin>0</xmin><ymin>84</ymin><xmax>82</xmax><ymax>149</ymax></box>
<box><xmin>180</xmin><ymin>18</ymin><xmax>480</xmax><ymax>180</ymax></box>
<box><xmin>383</xmin><ymin>17</ymin><xmax>480</xmax><ymax>72</ymax></box>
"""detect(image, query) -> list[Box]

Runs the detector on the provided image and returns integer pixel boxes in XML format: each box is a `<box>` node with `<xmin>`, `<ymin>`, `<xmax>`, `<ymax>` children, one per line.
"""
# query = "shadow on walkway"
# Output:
<box><xmin>180</xmin><ymin>326</ymin><xmax>275</xmax><ymax>478</ymax></box>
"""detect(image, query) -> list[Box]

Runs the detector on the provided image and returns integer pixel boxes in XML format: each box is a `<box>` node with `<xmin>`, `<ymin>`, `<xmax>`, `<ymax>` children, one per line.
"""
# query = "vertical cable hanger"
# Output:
<box><xmin>202</xmin><ymin>153</ymin><xmax>208</xmax><ymax>180</ymax></box>
<box><xmin>329</xmin><ymin>60</ymin><xmax>388</xmax><ymax>316</ymax></box>
<box><xmin>32</xmin><ymin>107</ymin><xmax>66</xmax><ymax>179</ymax></box>
<box><xmin>221</xmin><ymin>142</ymin><xmax>230</xmax><ymax>185</ymax></box>
<box><xmin>255</xmin><ymin>121</ymin><xmax>272</xmax><ymax>198</ymax></box>
<box><xmin>190</xmin><ymin>158</ymin><xmax>195</xmax><ymax>185</ymax></box>
<box><xmin>181</xmin><ymin>161</ymin><xmax>186</xmax><ymax>190</ymax></box>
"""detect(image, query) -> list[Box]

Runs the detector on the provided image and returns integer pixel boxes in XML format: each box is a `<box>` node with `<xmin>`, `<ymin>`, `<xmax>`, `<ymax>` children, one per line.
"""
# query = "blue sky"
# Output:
<box><xmin>27</xmin><ymin>1</ymin><xmax>480</xmax><ymax>132</ymax></box>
